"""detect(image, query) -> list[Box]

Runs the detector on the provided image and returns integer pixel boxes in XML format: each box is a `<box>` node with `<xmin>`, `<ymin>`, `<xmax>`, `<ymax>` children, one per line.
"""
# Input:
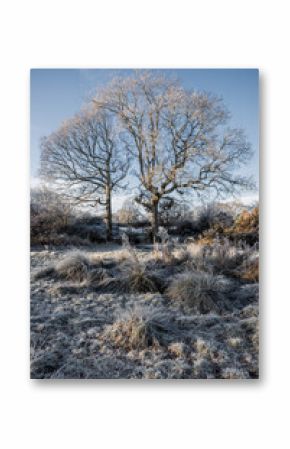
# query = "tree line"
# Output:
<box><xmin>40</xmin><ymin>71</ymin><xmax>254</xmax><ymax>242</ymax></box>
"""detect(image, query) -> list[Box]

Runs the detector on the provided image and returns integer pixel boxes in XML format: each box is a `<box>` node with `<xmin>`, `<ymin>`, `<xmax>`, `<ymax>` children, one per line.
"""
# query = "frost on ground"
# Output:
<box><xmin>30</xmin><ymin>243</ymin><xmax>259</xmax><ymax>379</ymax></box>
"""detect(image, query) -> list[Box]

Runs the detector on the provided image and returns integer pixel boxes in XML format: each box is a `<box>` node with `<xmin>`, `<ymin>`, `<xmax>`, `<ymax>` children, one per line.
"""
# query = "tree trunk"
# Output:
<box><xmin>105</xmin><ymin>185</ymin><xmax>112</xmax><ymax>241</ymax></box>
<box><xmin>151</xmin><ymin>200</ymin><xmax>159</xmax><ymax>243</ymax></box>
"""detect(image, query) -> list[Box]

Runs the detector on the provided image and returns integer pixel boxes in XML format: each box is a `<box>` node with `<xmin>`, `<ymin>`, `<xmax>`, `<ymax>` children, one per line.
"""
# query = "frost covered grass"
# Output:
<box><xmin>30</xmin><ymin>238</ymin><xmax>259</xmax><ymax>379</ymax></box>
<box><xmin>166</xmin><ymin>271</ymin><xmax>233</xmax><ymax>313</ymax></box>
<box><xmin>54</xmin><ymin>252</ymin><xmax>91</xmax><ymax>282</ymax></box>
<box><xmin>181</xmin><ymin>239</ymin><xmax>259</xmax><ymax>282</ymax></box>
<box><xmin>102</xmin><ymin>306</ymin><xmax>176</xmax><ymax>350</ymax></box>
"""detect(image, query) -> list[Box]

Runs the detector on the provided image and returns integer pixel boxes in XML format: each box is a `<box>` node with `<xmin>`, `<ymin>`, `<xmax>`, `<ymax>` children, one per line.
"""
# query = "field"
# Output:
<box><xmin>30</xmin><ymin>232</ymin><xmax>259</xmax><ymax>379</ymax></box>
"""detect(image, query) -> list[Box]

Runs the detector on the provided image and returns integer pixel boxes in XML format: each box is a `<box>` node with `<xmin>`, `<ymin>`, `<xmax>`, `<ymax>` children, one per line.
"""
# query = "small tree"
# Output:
<box><xmin>95</xmin><ymin>71</ymin><xmax>254</xmax><ymax>242</ymax></box>
<box><xmin>40</xmin><ymin>108</ymin><xmax>129</xmax><ymax>240</ymax></box>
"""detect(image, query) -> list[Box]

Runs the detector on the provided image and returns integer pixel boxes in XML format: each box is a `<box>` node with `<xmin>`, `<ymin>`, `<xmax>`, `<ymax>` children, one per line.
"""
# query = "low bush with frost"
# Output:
<box><xmin>54</xmin><ymin>252</ymin><xmax>91</xmax><ymax>282</ymax></box>
<box><xmin>122</xmin><ymin>263</ymin><xmax>160</xmax><ymax>293</ymax></box>
<box><xmin>238</xmin><ymin>256</ymin><xmax>259</xmax><ymax>282</ymax></box>
<box><xmin>167</xmin><ymin>270</ymin><xmax>232</xmax><ymax>314</ymax></box>
<box><xmin>184</xmin><ymin>238</ymin><xmax>257</xmax><ymax>279</ymax></box>
<box><xmin>102</xmin><ymin>306</ymin><xmax>176</xmax><ymax>350</ymax></box>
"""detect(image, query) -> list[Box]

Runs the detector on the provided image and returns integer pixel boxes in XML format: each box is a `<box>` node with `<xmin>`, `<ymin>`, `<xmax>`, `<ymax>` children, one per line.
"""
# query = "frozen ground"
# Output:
<box><xmin>30</xmin><ymin>244</ymin><xmax>259</xmax><ymax>379</ymax></box>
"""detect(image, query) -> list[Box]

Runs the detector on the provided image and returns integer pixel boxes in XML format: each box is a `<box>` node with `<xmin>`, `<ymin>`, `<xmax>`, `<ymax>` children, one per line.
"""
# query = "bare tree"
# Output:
<box><xmin>94</xmin><ymin>71</ymin><xmax>254</xmax><ymax>242</ymax></box>
<box><xmin>40</xmin><ymin>108</ymin><xmax>129</xmax><ymax>240</ymax></box>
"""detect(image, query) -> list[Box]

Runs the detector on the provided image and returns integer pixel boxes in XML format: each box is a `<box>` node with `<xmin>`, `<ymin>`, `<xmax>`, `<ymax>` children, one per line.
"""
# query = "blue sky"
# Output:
<box><xmin>30</xmin><ymin>69</ymin><xmax>259</xmax><ymax>198</ymax></box>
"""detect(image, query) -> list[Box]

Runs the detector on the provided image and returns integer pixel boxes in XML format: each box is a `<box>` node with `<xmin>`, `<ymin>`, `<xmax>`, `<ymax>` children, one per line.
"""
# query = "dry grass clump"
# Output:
<box><xmin>184</xmin><ymin>239</ymin><xmax>257</xmax><ymax>279</ymax></box>
<box><xmin>33</xmin><ymin>251</ymin><xmax>103</xmax><ymax>284</ymax></box>
<box><xmin>33</xmin><ymin>246</ymin><xmax>162</xmax><ymax>294</ymax></box>
<box><xmin>167</xmin><ymin>270</ymin><xmax>230</xmax><ymax>314</ymax></box>
<box><xmin>90</xmin><ymin>248</ymin><xmax>131</xmax><ymax>267</ymax></box>
<box><xmin>102</xmin><ymin>307</ymin><xmax>176</xmax><ymax>350</ymax></box>
<box><xmin>150</xmin><ymin>249</ymin><xmax>175</xmax><ymax>265</ymax></box>
<box><xmin>33</xmin><ymin>265</ymin><xmax>56</xmax><ymax>280</ymax></box>
<box><xmin>168</xmin><ymin>342</ymin><xmax>188</xmax><ymax>358</ymax></box>
<box><xmin>89</xmin><ymin>262</ymin><xmax>161</xmax><ymax>294</ymax></box>
<box><xmin>207</xmin><ymin>241</ymin><xmax>248</xmax><ymax>276</ymax></box>
<box><xmin>121</xmin><ymin>261</ymin><xmax>160</xmax><ymax>293</ymax></box>
<box><xmin>114</xmin><ymin>236</ymin><xmax>162</xmax><ymax>293</ymax></box>
<box><xmin>237</xmin><ymin>257</ymin><xmax>259</xmax><ymax>282</ymax></box>
<box><xmin>54</xmin><ymin>252</ymin><xmax>90</xmax><ymax>282</ymax></box>
<box><xmin>86</xmin><ymin>267</ymin><xmax>108</xmax><ymax>286</ymax></box>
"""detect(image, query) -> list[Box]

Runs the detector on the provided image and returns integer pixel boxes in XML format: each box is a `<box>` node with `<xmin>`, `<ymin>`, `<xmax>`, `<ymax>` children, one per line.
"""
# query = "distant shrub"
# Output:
<box><xmin>185</xmin><ymin>238</ymin><xmax>257</xmax><ymax>279</ymax></box>
<box><xmin>222</xmin><ymin>206</ymin><xmax>259</xmax><ymax>246</ymax></box>
<box><xmin>125</xmin><ymin>229</ymin><xmax>151</xmax><ymax>245</ymax></box>
<box><xmin>195</xmin><ymin>203</ymin><xmax>234</xmax><ymax>231</ymax></box>
<box><xmin>198</xmin><ymin>206</ymin><xmax>259</xmax><ymax>247</ymax></box>
<box><xmin>233</xmin><ymin>207</ymin><xmax>259</xmax><ymax>233</ymax></box>
<box><xmin>31</xmin><ymin>186</ymin><xmax>74</xmax><ymax>246</ymax></box>
<box><xmin>159</xmin><ymin>199</ymin><xmax>191</xmax><ymax>226</ymax></box>
<box><xmin>115</xmin><ymin>199</ymin><xmax>146</xmax><ymax>225</ymax></box>
<box><xmin>62</xmin><ymin>223</ymin><xmax>107</xmax><ymax>243</ymax></box>
<box><xmin>31</xmin><ymin>186</ymin><xmax>108</xmax><ymax>246</ymax></box>
<box><xmin>171</xmin><ymin>203</ymin><xmax>234</xmax><ymax>240</ymax></box>
<box><xmin>173</xmin><ymin>219</ymin><xmax>199</xmax><ymax>238</ymax></box>
<box><xmin>204</xmin><ymin>239</ymin><xmax>249</xmax><ymax>275</ymax></box>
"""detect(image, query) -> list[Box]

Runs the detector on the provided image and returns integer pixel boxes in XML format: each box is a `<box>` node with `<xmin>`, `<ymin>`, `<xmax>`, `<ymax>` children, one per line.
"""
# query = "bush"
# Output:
<box><xmin>31</xmin><ymin>186</ymin><xmax>107</xmax><ymax>246</ymax></box>
<box><xmin>62</xmin><ymin>223</ymin><xmax>107</xmax><ymax>243</ymax></box>
<box><xmin>171</xmin><ymin>204</ymin><xmax>234</xmax><ymax>239</ymax></box>
<box><xmin>233</xmin><ymin>207</ymin><xmax>259</xmax><ymax>233</ymax></box>
<box><xmin>159</xmin><ymin>199</ymin><xmax>191</xmax><ymax>226</ymax></box>
<box><xmin>173</xmin><ymin>219</ymin><xmax>199</xmax><ymax>237</ymax></box>
<box><xmin>204</xmin><ymin>239</ymin><xmax>248</xmax><ymax>275</ymax></box>
<box><xmin>195</xmin><ymin>203</ymin><xmax>234</xmax><ymax>232</ymax></box>
<box><xmin>186</xmin><ymin>238</ymin><xmax>257</xmax><ymax>279</ymax></box>
<box><xmin>125</xmin><ymin>229</ymin><xmax>151</xmax><ymax>245</ymax></box>
<box><xmin>224</xmin><ymin>206</ymin><xmax>259</xmax><ymax>246</ymax></box>
<box><xmin>31</xmin><ymin>186</ymin><xmax>74</xmax><ymax>246</ymax></box>
<box><xmin>115</xmin><ymin>199</ymin><xmax>146</xmax><ymax>225</ymax></box>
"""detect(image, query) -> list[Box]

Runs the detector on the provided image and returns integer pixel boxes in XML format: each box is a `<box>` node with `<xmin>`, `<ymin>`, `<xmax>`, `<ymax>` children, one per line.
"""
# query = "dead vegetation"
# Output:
<box><xmin>197</xmin><ymin>206</ymin><xmax>259</xmax><ymax>247</ymax></box>
<box><xmin>102</xmin><ymin>306</ymin><xmax>176</xmax><ymax>351</ymax></box>
<box><xmin>30</xmin><ymin>208</ymin><xmax>259</xmax><ymax>379</ymax></box>
<box><xmin>54</xmin><ymin>252</ymin><xmax>90</xmax><ymax>282</ymax></box>
<box><xmin>166</xmin><ymin>271</ymin><xmax>233</xmax><ymax>313</ymax></box>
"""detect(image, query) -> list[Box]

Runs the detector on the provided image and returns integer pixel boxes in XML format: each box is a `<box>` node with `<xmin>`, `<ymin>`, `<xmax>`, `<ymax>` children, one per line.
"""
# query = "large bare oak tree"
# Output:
<box><xmin>94</xmin><ymin>72</ymin><xmax>254</xmax><ymax>242</ymax></box>
<box><xmin>40</xmin><ymin>108</ymin><xmax>129</xmax><ymax>240</ymax></box>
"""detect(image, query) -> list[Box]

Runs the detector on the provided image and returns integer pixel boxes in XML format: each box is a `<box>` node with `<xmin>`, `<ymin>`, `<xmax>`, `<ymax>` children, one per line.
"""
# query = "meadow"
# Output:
<box><xmin>30</xmin><ymin>200</ymin><xmax>259</xmax><ymax>379</ymax></box>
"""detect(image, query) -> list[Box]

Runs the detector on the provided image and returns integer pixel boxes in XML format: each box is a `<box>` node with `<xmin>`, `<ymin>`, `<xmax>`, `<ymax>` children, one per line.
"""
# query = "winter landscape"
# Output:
<box><xmin>30</xmin><ymin>69</ymin><xmax>259</xmax><ymax>379</ymax></box>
